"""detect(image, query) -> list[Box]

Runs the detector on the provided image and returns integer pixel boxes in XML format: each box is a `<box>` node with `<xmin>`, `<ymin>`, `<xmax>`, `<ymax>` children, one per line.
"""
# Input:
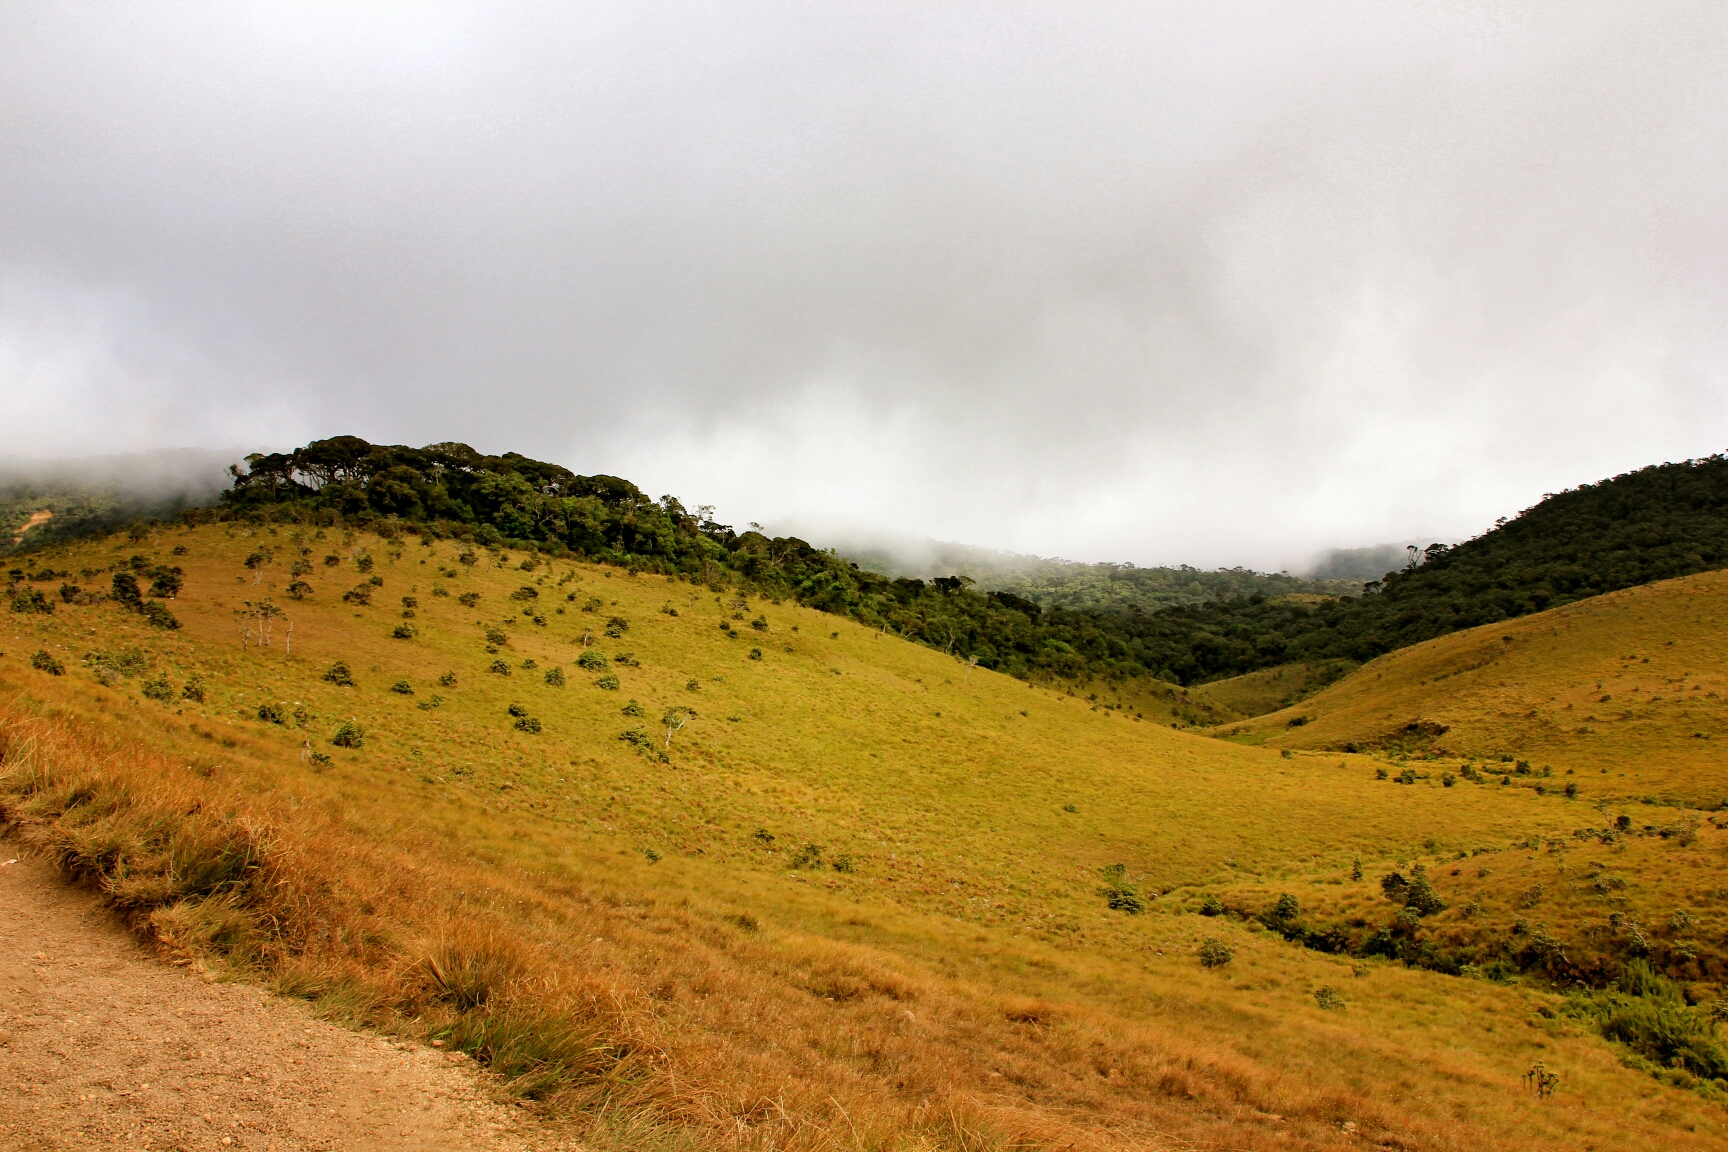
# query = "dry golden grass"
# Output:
<box><xmin>4</xmin><ymin>524</ymin><xmax>1728</xmax><ymax>1149</ymax></box>
<box><xmin>1236</xmin><ymin>569</ymin><xmax>1728</xmax><ymax>805</ymax></box>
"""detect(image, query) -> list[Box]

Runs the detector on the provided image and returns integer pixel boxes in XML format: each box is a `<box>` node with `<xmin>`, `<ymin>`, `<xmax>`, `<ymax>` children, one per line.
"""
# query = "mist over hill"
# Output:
<box><xmin>0</xmin><ymin>447</ymin><xmax>238</xmax><ymax>557</ymax></box>
<box><xmin>1303</xmin><ymin>542</ymin><xmax>1449</xmax><ymax>583</ymax></box>
<box><xmin>785</xmin><ymin>525</ymin><xmax>1363</xmax><ymax>613</ymax></box>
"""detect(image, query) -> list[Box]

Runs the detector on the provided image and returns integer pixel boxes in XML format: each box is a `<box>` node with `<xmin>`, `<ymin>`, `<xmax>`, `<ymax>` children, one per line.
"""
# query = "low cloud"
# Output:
<box><xmin>1</xmin><ymin>2</ymin><xmax>1723</xmax><ymax>569</ymax></box>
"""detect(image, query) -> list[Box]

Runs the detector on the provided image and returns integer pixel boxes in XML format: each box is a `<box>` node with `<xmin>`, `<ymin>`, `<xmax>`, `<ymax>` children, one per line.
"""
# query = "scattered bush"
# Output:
<box><xmin>544</xmin><ymin>666</ymin><xmax>565</xmax><ymax>687</ymax></box>
<box><xmin>29</xmin><ymin>650</ymin><xmax>64</xmax><ymax>675</ymax></box>
<box><xmin>391</xmin><ymin>680</ymin><xmax>415</xmax><ymax>695</ymax></box>
<box><xmin>1313</xmin><ymin>986</ymin><xmax>1346</xmax><ymax>1011</ymax></box>
<box><xmin>392</xmin><ymin>623</ymin><xmax>417</xmax><ymax>639</ymax></box>
<box><xmin>149</xmin><ymin>569</ymin><xmax>183</xmax><ymax>598</ymax></box>
<box><xmin>489</xmin><ymin>659</ymin><xmax>511</xmax><ymax>676</ymax></box>
<box><xmin>1100</xmin><ymin>863</ymin><xmax>1145</xmax><ymax>914</ymax></box>
<box><xmin>613</xmin><ymin>652</ymin><xmax>639</xmax><ymax>667</ymax></box>
<box><xmin>323</xmin><ymin>661</ymin><xmax>355</xmax><ymax>686</ymax></box>
<box><xmin>1404</xmin><ymin>867</ymin><xmax>1448</xmax><ymax>916</ymax></box>
<box><xmin>514</xmin><ymin>716</ymin><xmax>542</xmax><ymax>734</ymax></box>
<box><xmin>331</xmin><ymin>720</ymin><xmax>365</xmax><ymax>748</ymax></box>
<box><xmin>10</xmin><ymin>588</ymin><xmax>53</xmax><ymax>614</ymax></box>
<box><xmin>831</xmin><ymin>854</ymin><xmax>855</xmax><ymax>874</ymax></box>
<box><xmin>258</xmin><ymin>702</ymin><xmax>287</xmax><ymax>724</ymax></box>
<box><xmin>139</xmin><ymin>602</ymin><xmax>180</xmax><ymax>630</ymax></box>
<box><xmin>594</xmin><ymin>673</ymin><xmax>620</xmax><ymax>691</ymax></box>
<box><xmin>1198</xmin><ymin>938</ymin><xmax>1235</xmax><ymax>968</ymax></box>
<box><xmin>1578</xmin><ymin>960</ymin><xmax>1728</xmax><ymax>1083</ymax></box>
<box><xmin>749</xmin><ymin>648</ymin><xmax>763</xmax><ymax>661</ymax></box>
<box><xmin>181</xmin><ymin>677</ymin><xmax>206</xmax><ymax>703</ymax></box>
<box><xmin>577</xmin><ymin>650</ymin><xmax>608</xmax><ymax>671</ymax></box>
<box><xmin>323</xmin><ymin>553</ymin><xmax>341</xmax><ymax>567</ymax></box>
<box><xmin>618</xmin><ymin>727</ymin><xmax>656</xmax><ymax>753</ymax></box>
<box><xmin>790</xmin><ymin>843</ymin><xmax>825</xmax><ymax>869</ymax></box>
<box><xmin>621</xmin><ymin>699</ymin><xmax>645</xmax><ymax>717</ymax></box>
<box><xmin>1266</xmin><ymin>893</ymin><xmax>1300</xmax><ymax>925</ymax></box>
<box><xmin>438</xmin><ymin>671</ymin><xmax>457</xmax><ymax>687</ymax></box>
<box><xmin>458</xmin><ymin>591</ymin><xmax>480</xmax><ymax>607</ymax></box>
<box><xmin>1199</xmin><ymin>895</ymin><xmax>1224</xmax><ymax>917</ymax></box>
<box><xmin>507</xmin><ymin>703</ymin><xmax>528</xmax><ymax>717</ymax></box>
<box><xmin>137</xmin><ymin>675</ymin><xmax>174</xmax><ymax>702</ymax></box>
<box><xmin>110</xmin><ymin>572</ymin><xmax>142</xmax><ymax>608</ymax></box>
<box><xmin>286</xmin><ymin>580</ymin><xmax>313</xmax><ymax>600</ymax></box>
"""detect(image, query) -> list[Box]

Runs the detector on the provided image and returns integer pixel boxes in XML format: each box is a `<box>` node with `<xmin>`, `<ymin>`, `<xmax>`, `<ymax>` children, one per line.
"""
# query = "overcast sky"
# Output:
<box><xmin>2</xmin><ymin>2</ymin><xmax>1724</xmax><ymax>569</ymax></box>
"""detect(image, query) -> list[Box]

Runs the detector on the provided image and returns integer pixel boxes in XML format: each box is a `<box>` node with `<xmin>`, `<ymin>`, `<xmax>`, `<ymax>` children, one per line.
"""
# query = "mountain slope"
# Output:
<box><xmin>1233</xmin><ymin>568</ymin><xmax>1728</xmax><ymax>806</ymax></box>
<box><xmin>5</xmin><ymin>523</ymin><xmax>1728</xmax><ymax>1148</ymax></box>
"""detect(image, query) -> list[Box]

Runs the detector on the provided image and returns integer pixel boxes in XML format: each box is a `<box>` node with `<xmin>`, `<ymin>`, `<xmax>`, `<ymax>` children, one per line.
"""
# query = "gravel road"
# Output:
<box><xmin>0</xmin><ymin>851</ymin><xmax>568</xmax><ymax>1151</ymax></box>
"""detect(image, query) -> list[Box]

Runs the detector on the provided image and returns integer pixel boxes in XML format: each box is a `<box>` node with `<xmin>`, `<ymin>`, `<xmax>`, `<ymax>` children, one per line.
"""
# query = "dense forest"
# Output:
<box><xmin>16</xmin><ymin>436</ymin><xmax>1728</xmax><ymax>690</ymax></box>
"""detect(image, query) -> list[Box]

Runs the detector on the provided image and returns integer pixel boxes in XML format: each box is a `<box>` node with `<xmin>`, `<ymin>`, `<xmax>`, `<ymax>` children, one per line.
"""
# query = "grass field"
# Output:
<box><xmin>4</xmin><ymin>524</ymin><xmax>1728</xmax><ymax>1149</ymax></box>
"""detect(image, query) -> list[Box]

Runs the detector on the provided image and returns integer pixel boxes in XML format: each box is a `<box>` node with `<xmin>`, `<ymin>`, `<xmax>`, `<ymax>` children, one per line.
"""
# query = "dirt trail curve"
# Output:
<box><xmin>0</xmin><ymin>852</ymin><xmax>569</xmax><ymax>1152</ymax></box>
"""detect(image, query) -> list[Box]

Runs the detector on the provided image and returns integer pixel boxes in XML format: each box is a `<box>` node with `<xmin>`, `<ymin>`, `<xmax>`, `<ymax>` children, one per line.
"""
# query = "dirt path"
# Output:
<box><xmin>0</xmin><ymin>852</ymin><xmax>568</xmax><ymax>1152</ymax></box>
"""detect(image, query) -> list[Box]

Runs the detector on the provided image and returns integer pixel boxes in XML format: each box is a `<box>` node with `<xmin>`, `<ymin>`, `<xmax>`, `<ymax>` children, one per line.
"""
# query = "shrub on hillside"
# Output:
<box><xmin>489</xmin><ymin>659</ymin><xmax>511</xmax><ymax>676</ymax></box>
<box><xmin>594</xmin><ymin>673</ymin><xmax>620</xmax><ymax>690</ymax></box>
<box><xmin>513</xmin><ymin>716</ymin><xmax>542</xmax><ymax>734</ymax></box>
<box><xmin>1198</xmin><ymin>938</ymin><xmax>1234</xmax><ymax>968</ymax></box>
<box><xmin>485</xmin><ymin>627</ymin><xmax>508</xmax><ymax>646</ymax></box>
<box><xmin>30</xmin><ymin>650</ymin><xmax>64</xmax><ymax>675</ymax></box>
<box><xmin>1100</xmin><ymin>864</ymin><xmax>1145</xmax><ymax>914</ymax></box>
<box><xmin>110</xmin><ymin>572</ymin><xmax>142</xmax><ymax>609</ymax></box>
<box><xmin>139</xmin><ymin>676</ymin><xmax>174</xmax><ymax>703</ymax></box>
<box><xmin>139</xmin><ymin>602</ymin><xmax>179</xmax><ymax>629</ymax></box>
<box><xmin>323</xmin><ymin>661</ymin><xmax>355</xmax><ymax>686</ymax></box>
<box><xmin>149</xmin><ymin>569</ymin><xmax>183</xmax><ymax>598</ymax></box>
<box><xmin>458</xmin><ymin>591</ymin><xmax>480</xmax><ymax>607</ymax></box>
<box><xmin>621</xmin><ymin>699</ymin><xmax>645</xmax><ymax>717</ymax></box>
<box><xmin>391</xmin><ymin>680</ymin><xmax>414</xmax><ymax>695</ymax></box>
<box><xmin>392</xmin><ymin>623</ymin><xmax>417</xmax><ymax>639</ymax></box>
<box><xmin>181</xmin><ymin>677</ymin><xmax>205</xmax><ymax>703</ymax></box>
<box><xmin>1200</xmin><ymin>895</ymin><xmax>1225</xmax><ymax>917</ymax></box>
<box><xmin>544</xmin><ymin>666</ymin><xmax>565</xmax><ymax>687</ymax></box>
<box><xmin>10</xmin><ymin>588</ymin><xmax>52</xmax><ymax>614</ymax></box>
<box><xmin>258</xmin><ymin>702</ymin><xmax>286</xmax><ymax>724</ymax></box>
<box><xmin>343</xmin><ymin>584</ymin><xmax>373</xmax><ymax>605</ymax></box>
<box><xmin>1265</xmin><ymin>893</ymin><xmax>1300</xmax><ymax>926</ymax></box>
<box><xmin>438</xmin><ymin>671</ymin><xmax>458</xmax><ymax>687</ymax></box>
<box><xmin>577</xmin><ymin>650</ymin><xmax>607</xmax><ymax>671</ymax></box>
<box><xmin>331</xmin><ymin>720</ymin><xmax>365</xmax><ymax>748</ymax></box>
<box><xmin>1313</xmin><ymin>986</ymin><xmax>1346</xmax><ymax>1011</ymax></box>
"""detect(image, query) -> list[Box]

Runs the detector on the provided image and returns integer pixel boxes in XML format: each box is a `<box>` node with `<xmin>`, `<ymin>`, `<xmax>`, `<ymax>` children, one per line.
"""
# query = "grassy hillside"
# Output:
<box><xmin>1233</xmin><ymin>569</ymin><xmax>1728</xmax><ymax>805</ymax></box>
<box><xmin>5</xmin><ymin>524</ymin><xmax>1728</xmax><ymax>1149</ymax></box>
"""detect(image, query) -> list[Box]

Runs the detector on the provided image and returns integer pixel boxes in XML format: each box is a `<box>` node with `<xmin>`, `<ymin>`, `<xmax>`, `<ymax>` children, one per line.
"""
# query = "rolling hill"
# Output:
<box><xmin>5</xmin><ymin>519</ymin><xmax>1728</xmax><ymax>1149</ymax></box>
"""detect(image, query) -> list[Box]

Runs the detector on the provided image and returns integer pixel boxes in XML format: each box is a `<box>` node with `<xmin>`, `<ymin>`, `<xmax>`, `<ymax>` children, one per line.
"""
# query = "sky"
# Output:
<box><xmin>1</xmin><ymin>2</ymin><xmax>1724</xmax><ymax>570</ymax></box>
